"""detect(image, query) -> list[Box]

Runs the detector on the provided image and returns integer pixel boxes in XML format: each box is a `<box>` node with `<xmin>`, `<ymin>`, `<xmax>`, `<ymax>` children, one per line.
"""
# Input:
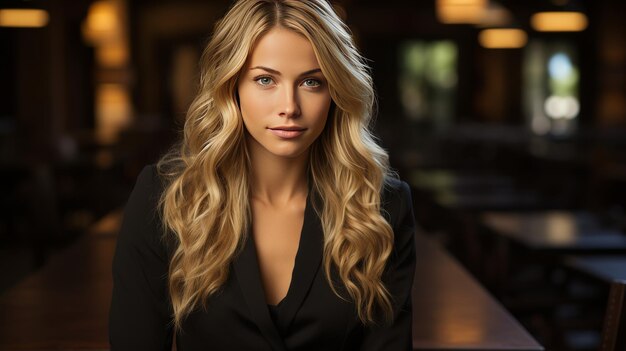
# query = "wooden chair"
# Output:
<box><xmin>600</xmin><ymin>279</ymin><xmax>626</xmax><ymax>351</ymax></box>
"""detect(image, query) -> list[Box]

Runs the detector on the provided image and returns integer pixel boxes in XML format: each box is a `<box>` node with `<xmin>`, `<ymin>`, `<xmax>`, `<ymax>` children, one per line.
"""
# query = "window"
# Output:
<box><xmin>523</xmin><ymin>40</ymin><xmax>580</xmax><ymax>136</ymax></box>
<box><xmin>398</xmin><ymin>40</ymin><xmax>458</xmax><ymax>130</ymax></box>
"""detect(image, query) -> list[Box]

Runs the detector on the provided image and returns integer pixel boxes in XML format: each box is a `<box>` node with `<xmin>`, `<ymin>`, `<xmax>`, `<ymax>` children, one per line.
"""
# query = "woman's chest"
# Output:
<box><xmin>251</xmin><ymin>201</ymin><xmax>305</xmax><ymax>306</ymax></box>
<box><xmin>178</xmin><ymin>263</ymin><xmax>364</xmax><ymax>351</ymax></box>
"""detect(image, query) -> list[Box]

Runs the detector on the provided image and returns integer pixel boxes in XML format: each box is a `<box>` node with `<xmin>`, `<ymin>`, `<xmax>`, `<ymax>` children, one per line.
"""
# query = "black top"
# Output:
<box><xmin>267</xmin><ymin>297</ymin><xmax>285</xmax><ymax>334</ymax></box>
<box><xmin>109</xmin><ymin>165</ymin><xmax>417</xmax><ymax>351</ymax></box>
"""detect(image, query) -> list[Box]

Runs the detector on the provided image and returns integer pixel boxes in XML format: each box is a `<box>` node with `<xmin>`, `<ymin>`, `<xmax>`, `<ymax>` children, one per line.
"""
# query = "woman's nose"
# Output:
<box><xmin>279</xmin><ymin>86</ymin><xmax>301</xmax><ymax>118</ymax></box>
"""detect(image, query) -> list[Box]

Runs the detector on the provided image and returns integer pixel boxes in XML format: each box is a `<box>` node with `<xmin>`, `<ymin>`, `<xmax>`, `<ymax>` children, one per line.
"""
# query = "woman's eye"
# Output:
<box><xmin>303</xmin><ymin>78</ymin><xmax>321</xmax><ymax>87</ymax></box>
<box><xmin>255</xmin><ymin>77</ymin><xmax>274</xmax><ymax>86</ymax></box>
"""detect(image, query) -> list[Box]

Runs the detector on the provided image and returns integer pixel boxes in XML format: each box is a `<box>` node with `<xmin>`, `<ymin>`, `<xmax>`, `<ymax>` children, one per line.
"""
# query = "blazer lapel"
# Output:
<box><xmin>276</xmin><ymin>192</ymin><xmax>324</xmax><ymax>334</ymax></box>
<box><xmin>233</xmin><ymin>190</ymin><xmax>324</xmax><ymax>347</ymax></box>
<box><xmin>233</xmin><ymin>229</ymin><xmax>288</xmax><ymax>351</ymax></box>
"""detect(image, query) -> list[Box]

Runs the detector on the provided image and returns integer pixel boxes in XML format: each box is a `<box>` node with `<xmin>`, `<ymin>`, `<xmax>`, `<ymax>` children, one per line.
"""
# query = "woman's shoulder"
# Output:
<box><xmin>380</xmin><ymin>176</ymin><xmax>416</xmax><ymax>272</ymax></box>
<box><xmin>118</xmin><ymin>163</ymin><xmax>174</xmax><ymax>257</ymax></box>
<box><xmin>382</xmin><ymin>176</ymin><xmax>410</xmax><ymax>196</ymax></box>
<box><xmin>133</xmin><ymin>163</ymin><xmax>167</xmax><ymax>196</ymax></box>
<box><xmin>124</xmin><ymin>164</ymin><xmax>160</xmax><ymax>215</ymax></box>
<box><xmin>380</xmin><ymin>176</ymin><xmax>413</xmax><ymax>230</ymax></box>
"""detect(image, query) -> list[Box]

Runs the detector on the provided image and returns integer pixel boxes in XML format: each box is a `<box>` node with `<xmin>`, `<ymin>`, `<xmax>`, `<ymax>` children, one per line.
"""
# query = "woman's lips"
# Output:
<box><xmin>268</xmin><ymin>128</ymin><xmax>305</xmax><ymax>139</ymax></box>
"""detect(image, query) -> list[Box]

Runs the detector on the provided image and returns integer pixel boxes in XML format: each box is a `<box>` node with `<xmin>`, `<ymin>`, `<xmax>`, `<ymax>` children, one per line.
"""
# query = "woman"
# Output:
<box><xmin>109</xmin><ymin>0</ymin><xmax>416</xmax><ymax>350</ymax></box>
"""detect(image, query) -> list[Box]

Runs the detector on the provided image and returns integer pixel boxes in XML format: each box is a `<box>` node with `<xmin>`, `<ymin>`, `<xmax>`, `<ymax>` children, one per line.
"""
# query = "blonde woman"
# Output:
<box><xmin>109</xmin><ymin>0</ymin><xmax>416</xmax><ymax>350</ymax></box>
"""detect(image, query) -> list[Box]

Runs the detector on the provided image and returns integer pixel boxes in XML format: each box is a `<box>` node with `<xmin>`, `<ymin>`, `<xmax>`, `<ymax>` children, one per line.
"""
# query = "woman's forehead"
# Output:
<box><xmin>245</xmin><ymin>27</ymin><xmax>321</xmax><ymax>75</ymax></box>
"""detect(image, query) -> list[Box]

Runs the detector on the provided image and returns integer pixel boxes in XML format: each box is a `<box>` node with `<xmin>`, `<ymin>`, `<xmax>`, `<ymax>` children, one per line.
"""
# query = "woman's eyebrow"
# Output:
<box><xmin>250</xmin><ymin>66</ymin><xmax>322</xmax><ymax>76</ymax></box>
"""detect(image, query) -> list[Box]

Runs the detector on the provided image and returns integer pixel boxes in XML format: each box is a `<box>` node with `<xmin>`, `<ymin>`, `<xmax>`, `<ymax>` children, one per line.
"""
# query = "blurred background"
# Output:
<box><xmin>1</xmin><ymin>0</ymin><xmax>625</xmax><ymax>350</ymax></box>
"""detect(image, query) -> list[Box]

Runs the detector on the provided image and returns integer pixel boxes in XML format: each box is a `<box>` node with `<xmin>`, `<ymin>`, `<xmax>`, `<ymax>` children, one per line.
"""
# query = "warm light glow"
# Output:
<box><xmin>0</xmin><ymin>9</ymin><xmax>49</xmax><ymax>28</ymax></box>
<box><xmin>478</xmin><ymin>29</ymin><xmax>527</xmax><ymax>49</ymax></box>
<box><xmin>97</xmin><ymin>43</ymin><xmax>128</xmax><ymax>67</ymax></box>
<box><xmin>82</xmin><ymin>0</ymin><xmax>129</xmax><ymax>68</ymax></box>
<box><xmin>87</xmin><ymin>2</ymin><xmax>117</xmax><ymax>32</ymax></box>
<box><xmin>436</xmin><ymin>0</ymin><xmax>487</xmax><ymax>24</ymax></box>
<box><xmin>545</xmin><ymin>213</ymin><xmax>576</xmax><ymax>244</ymax></box>
<box><xmin>438</xmin><ymin>0</ymin><xmax>486</xmax><ymax>5</ymax></box>
<box><xmin>531</xmin><ymin>12</ymin><xmax>588</xmax><ymax>32</ymax></box>
<box><xmin>82</xmin><ymin>1</ymin><xmax>119</xmax><ymax>43</ymax></box>
<box><xmin>96</xmin><ymin>83</ymin><xmax>132</xmax><ymax>144</ymax></box>
<box><xmin>477</xmin><ymin>4</ymin><xmax>513</xmax><ymax>27</ymax></box>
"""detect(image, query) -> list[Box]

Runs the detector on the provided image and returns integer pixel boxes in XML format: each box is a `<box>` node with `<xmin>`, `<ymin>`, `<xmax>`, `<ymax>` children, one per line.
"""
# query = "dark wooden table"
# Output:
<box><xmin>482</xmin><ymin>211</ymin><xmax>626</xmax><ymax>254</ymax></box>
<box><xmin>412</xmin><ymin>234</ymin><xmax>543</xmax><ymax>350</ymax></box>
<box><xmin>0</xmin><ymin>210</ymin><xmax>121</xmax><ymax>351</ymax></box>
<box><xmin>565</xmin><ymin>256</ymin><xmax>626</xmax><ymax>284</ymax></box>
<box><xmin>0</xmin><ymin>212</ymin><xmax>543</xmax><ymax>350</ymax></box>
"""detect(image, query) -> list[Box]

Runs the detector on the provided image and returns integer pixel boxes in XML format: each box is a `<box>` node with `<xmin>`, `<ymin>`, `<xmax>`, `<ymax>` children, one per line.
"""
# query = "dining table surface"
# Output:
<box><xmin>481</xmin><ymin>211</ymin><xmax>626</xmax><ymax>254</ymax></box>
<box><xmin>564</xmin><ymin>255</ymin><xmax>626</xmax><ymax>284</ymax></box>
<box><xmin>0</xmin><ymin>210</ymin><xmax>543</xmax><ymax>350</ymax></box>
<box><xmin>411</xmin><ymin>234</ymin><xmax>543</xmax><ymax>350</ymax></box>
<box><xmin>0</xmin><ymin>210</ymin><xmax>122</xmax><ymax>351</ymax></box>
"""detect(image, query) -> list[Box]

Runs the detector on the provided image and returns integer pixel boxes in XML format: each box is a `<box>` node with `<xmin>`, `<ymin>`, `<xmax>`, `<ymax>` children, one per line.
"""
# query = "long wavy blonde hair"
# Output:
<box><xmin>157</xmin><ymin>0</ymin><xmax>395</xmax><ymax>331</ymax></box>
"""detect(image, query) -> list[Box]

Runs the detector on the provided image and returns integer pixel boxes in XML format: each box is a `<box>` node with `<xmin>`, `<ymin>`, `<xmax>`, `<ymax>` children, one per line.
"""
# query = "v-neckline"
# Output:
<box><xmin>257</xmin><ymin>191</ymin><xmax>308</xmax><ymax>307</ymax></box>
<box><xmin>233</xmin><ymin>189</ymin><xmax>324</xmax><ymax>349</ymax></box>
<box><xmin>268</xmin><ymin>295</ymin><xmax>286</xmax><ymax>308</ymax></box>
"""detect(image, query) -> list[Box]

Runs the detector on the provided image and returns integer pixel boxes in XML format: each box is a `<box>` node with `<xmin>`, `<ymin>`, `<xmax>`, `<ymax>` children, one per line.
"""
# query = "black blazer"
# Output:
<box><xmin>109</xmin><ymin>165</ymin><xmax>416</xmax><ymax>351</ymax></box>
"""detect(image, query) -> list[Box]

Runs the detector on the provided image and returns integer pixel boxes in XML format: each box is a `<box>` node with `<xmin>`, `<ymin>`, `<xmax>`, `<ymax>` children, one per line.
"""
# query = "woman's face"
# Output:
<box><xmin>237</xmin><ymin>27</ymin><xmax>332</xmax><ymax>160</ymax></box>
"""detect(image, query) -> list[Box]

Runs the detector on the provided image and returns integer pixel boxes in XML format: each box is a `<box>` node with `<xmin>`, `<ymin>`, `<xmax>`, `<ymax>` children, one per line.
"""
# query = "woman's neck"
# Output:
<box><xmin>248</xmin><ymin>146</ymin><xmax>309</xmax><ymax>207</ymax></box>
